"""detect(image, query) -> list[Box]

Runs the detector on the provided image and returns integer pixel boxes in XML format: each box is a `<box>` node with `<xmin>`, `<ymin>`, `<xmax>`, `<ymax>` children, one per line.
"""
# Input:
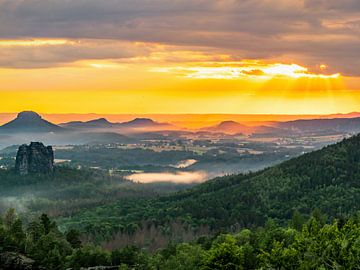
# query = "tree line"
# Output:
<box><xmin>2</xmin><ymin>208</ymin><xmax>360</xmax><ymax>269</ymax></box>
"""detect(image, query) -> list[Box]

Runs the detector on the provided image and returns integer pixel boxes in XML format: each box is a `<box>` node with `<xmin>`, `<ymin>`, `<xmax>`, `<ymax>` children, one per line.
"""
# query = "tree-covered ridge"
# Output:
<box><xmin>0</xmin><ymin>166</ymin><xmax>190</xmax><ymax>222</ymax></box>
<box><xmin>61</xmin><ymin>135</ymin><xmax>360</xmax><ymax>240</ymax></box>
<box><xmin>3</xmin><ymin>209</ymin><xmax>360</xmax><ymax>269</ymax></box>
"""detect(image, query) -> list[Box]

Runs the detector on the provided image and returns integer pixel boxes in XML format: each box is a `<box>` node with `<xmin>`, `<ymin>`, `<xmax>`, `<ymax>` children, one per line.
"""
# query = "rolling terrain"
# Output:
<box><xmin>2</xmin><ymin>123</ymin><xmax>360</xmax><ymax>269</ymax></box>
<box><xmin>60</xmin><ymin>134</ymin><xmax>360</xmax><ymax>248</ymax></box>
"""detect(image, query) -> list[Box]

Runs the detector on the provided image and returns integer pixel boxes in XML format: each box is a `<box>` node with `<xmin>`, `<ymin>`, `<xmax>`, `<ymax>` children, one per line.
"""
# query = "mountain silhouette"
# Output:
<box><xmin>119</xmin><ymin>118</ymin><xmax>170</xmax><ymax>128</ymax></box>
<box><xmin>0</xmin><ymin>111</ymin><xmax>63</xmax><ymax>133</ymax></box>
<box><xmin>277</xmin><ymin>117</ymin><xmax>360</xmax><ymax>134</ymax></box>
<box><xmin>61</xmin><ymin>118</ymin><xmax>115</xmax><ymax>129</ymax></box>
<box><xmin>202</xmin><ymin>120</ymin><xmax>252</xmax><ymax>134</ymax></box>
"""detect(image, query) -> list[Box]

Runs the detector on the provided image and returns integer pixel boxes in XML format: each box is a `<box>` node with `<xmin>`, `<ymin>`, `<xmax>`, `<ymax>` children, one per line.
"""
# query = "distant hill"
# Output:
<box><xmin>0</xmin><ymin>112</ymin><xmax>138</xmax><ymax>146</ymax></box>
<box><xmin>60</xmin><ymin>118</ymin><xmax>115</xmax><ymax>129</ymax></box>
<box><xmin>0</xmin><ymin>111</ymin><xmax>63</xmax><ymax>133</ymax></box>
<box><xmin>62</xmin><ymin>134</ymin><xmax>360</xmax><ymax>237</ymax></box>
<box><xmin>65</xmin><ymin>132</ymin><xmax>135</xmax><ymax>144</ymax></box>
<box><xmin>201</xmin><ymin>116</ymin><xmax>360</xmax><ymax>136</ymax></box>
<box><xmin>202</xmin><ymin>120</ymin><xmax>281</xmax><ymax>135</ymax></box>
<box><xmin>217</xmin><ymin>121</ymin><xmax>249</xmax><ymax>133</ymax></box>
<box><xmin>60</xmin><ymin>117</ymin><xmax>173</xmax><ymax>130</ymax></box>
<box><xmin>277</xmin><ymin>117</ymin><xmax>360</xmax><ymax>134</ymax></box>
<box><xmin>202</xmin><ymin>120</ymin><xmax>252</xmax><ymax>134</ymax></box>
<box><xmin>119</xmin><ymin>118</ymin><xmax>171</xmax><ymax>128</ymax></box>
<box><xmin>325</xmin><ymin>112</ymin><xmax>360</xmax><ymax>119</ymax></box>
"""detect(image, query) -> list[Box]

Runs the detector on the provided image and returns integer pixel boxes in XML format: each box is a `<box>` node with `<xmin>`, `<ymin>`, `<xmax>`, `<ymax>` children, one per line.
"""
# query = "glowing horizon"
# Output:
<box><xmin>0</xmin><ymin>1</ymin><xmax>359</xmax><ymax>115</ymax></box>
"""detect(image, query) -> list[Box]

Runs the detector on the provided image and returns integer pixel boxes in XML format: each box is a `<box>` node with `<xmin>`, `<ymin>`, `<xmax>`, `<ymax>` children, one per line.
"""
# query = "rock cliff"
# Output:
<box><xmin>0</xmin><ymin>252</ymin><xmax>38</xmax><ymax>270</ymax></box>
<box><xmin>15</xmin><ymin>142</ymin><xmax>54</xmax><ymax>175</ymax></box>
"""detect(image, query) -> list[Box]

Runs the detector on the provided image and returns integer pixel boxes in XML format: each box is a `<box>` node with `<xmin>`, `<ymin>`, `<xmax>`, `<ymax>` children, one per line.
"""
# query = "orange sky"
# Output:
<box><xmin>0</xmin><ymin>48</ymin><xmax>359</xmax><ymax>115</ymax></box>
<box><xmin>1</xmin><ymin>1</ymin><xmax>359</xmax><ymax>115</ymax></box>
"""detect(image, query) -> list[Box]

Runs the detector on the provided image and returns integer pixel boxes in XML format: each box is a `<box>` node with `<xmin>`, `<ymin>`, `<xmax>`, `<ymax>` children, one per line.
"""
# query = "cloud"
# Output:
<box><xmin>152</xmin><ymin>62</ymin><xmax>340</xmax><ymax>79</ymax></box>
<box><xmin>0</xmin><ymin>39</ymin><xmax>150</xmax><ymax>68</ymax></box>
<box><xmin>304</xmin><ymin>0</ymin><xmax>360</xmax><ymax>11</ymax></box>
<box><xmin>0</xmin><ymin>0</ymin><xmax>359</xmax><ymax>75</ymax></box>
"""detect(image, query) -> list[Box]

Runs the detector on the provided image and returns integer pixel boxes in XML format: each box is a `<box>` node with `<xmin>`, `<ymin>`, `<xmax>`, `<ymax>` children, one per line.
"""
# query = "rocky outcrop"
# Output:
<box><xmin>15</xmin><ymin>142</ymin><xmax>54</xmax><ymax>175</ymax></box>
<box><xmin>83</xmin><ymin>267</ymin><xmax>119</xmax><ymax>270</ymax></box>
<box><xmin>0</xmin><ymin>252</ymin><xmax>37</xmax><ymax>270</ymax></box>
<box><xmin>67</xmin><ymin>267</ymin><xmax>119</xmax><ymax>270</ymax></box>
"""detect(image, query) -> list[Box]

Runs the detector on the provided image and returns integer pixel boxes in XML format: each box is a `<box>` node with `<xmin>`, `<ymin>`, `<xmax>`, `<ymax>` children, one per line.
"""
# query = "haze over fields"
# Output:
<box><xmin>0</xmin><ymin>110</ymin><xmax>358</xmax><ymax>185</ymax></box>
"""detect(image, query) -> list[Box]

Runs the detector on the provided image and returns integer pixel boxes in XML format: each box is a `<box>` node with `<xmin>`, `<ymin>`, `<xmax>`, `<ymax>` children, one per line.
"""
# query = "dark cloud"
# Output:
<box><xmin>304</xmin><ymin>0</ymin><xmax>360</xmax><ymax>11</ymax></box>
<box><xmin>0</xmin><ymin>40</ymin><xmax>150</xmax><ymax>68</ymax></box>
<box><xmin>0</xmin><ymin>0</ymin><xmax>359</xmax><ymax>75</ymax></box>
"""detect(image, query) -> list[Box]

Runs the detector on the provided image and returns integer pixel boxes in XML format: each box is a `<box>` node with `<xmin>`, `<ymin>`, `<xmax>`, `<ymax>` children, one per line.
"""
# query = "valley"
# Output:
<box><xmin>1</xmin><ymin>111</ymin><xmax>360</xmax><ymax>269</ymax></box>
<box><xmin>0</xmin><ymin>111</ymin><xmax>353</xmax><ymax>185</ymax></box>
<box><xmin>2</xmin><ymin>127</ymin><xmax>360</xmax><ymax>269</ymax></box>
<box><xmin>2</xmin><ymin>2</ymin><xmax>360</xmax><ymax>268</ymax></box>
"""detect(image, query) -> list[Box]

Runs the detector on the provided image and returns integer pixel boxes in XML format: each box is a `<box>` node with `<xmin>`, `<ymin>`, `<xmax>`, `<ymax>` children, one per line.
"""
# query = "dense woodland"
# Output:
<box><xmin>2</xmin><ymin>209</ymin><xmax>360</xmax><ymax>269</ymax></box>
<box><xmin>0</xmin><ymin>167</ymin><xmax>190</xmax><ymax>222</ymax></box>
<box><xmin>60</xmin><ymin>135</ymin><xmax>360</xmax><ymax>247</ymax></box>
<box><xmin>2</xmin><ymin>135</ymin><xmax>360</xmax><ymax>268</ymax></box>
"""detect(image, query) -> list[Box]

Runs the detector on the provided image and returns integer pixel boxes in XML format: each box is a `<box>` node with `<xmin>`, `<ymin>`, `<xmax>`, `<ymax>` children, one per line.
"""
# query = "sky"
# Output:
<box><xmin>0</xmin><ymin>0</ymin><xmax>360</xmax><ymax>114</ymax></box>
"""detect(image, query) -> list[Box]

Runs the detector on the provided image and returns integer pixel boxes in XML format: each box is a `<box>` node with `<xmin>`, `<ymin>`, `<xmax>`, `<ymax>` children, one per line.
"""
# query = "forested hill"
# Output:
<box><xmin>62</xmin><ymin>134</ymin><xmax>360</xmax><ymax>237</ymax></box>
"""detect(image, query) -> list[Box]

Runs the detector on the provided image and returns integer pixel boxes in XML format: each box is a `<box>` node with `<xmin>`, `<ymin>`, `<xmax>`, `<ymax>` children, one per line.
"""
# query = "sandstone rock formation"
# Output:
<box><xmin>81</xmin><ymin>267</ymin><xmax>119</xmax><ymax>270</ymax></box>
<box><xmin>0</xmin><ymin>252</ymin><xmax>37</xmax><ymax>270</ymax></box>
<box><xmin>66</xmin><ymin>267</ymin><xmax>119</xmax><ymax>270</ymax></box>
<box><xmin>15</xmin><ymin>142</ymin><xmax>54</xmax><ymax>175</ymax></box>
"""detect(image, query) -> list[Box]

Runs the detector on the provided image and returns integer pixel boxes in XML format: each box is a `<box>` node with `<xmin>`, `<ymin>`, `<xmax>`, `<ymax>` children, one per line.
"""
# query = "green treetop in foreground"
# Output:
<box><xmin>2</xmin><ymin>208</ymin><xmax>360</xmax><ymax>269</ymax></box>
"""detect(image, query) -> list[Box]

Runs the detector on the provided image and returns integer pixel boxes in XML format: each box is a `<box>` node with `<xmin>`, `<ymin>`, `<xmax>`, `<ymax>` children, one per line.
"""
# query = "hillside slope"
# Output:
<box><xmin>61</xmin><ymin>134</ymin><xmax>360</xmax><ymax>235</ymax></box>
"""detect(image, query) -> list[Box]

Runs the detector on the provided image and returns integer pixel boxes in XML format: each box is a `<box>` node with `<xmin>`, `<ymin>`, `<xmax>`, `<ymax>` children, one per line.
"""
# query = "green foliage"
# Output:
<box><xmin>66</xmin><ymin>229</ymin><xmax>82</xmax><ymax>249</ymax></box>
<box><xmin>290</xmin><ymin>209</ymin><xmax>304</xmax><ymax>231</ymax></box>
<box><xmin>40</xmin><ymin>213</ymin><xmax>56</xmax><ymax>234</ymax></box>
<box><xmin>111</xmin><ymin>245</ymin><xmax>150</xmax><ymax>269</ymax></box>
<box><xmin>150</xmin><ymin>214</ymin><xmax>360</xmax><ymax>270</ymax></box>
<box><xmin>65</xmin><ymin>245</ymin><xmax>111</xmax><ymax>269</ymax></box>
<box><xmin>111</xmin><ymin>245</ymin><xmax>139</xmax><ymax>266</ymax></box>
<box><xmin>151</xmin><ymin>243</ymin><xmax>205</xmax><ymax>270</ymax></box>
<box><xmin>30</xmin><ymin>232</ymin><xmax>72</xmax><ymax>270</ymax></box>
<box><xmin>61</xmin><ymin>135</ymin><xmax>360</xmax><ymax>241</ymax></box>
<box><xmin>3</xmin><ymin>135</ymin><xmax>360</xmax><ymax>269</ymax></box>
<box><xmin>3</xmin><ymin>209</ymin><xmax>360</xmax><ymax>269</ymax></box>
<box><xmin>0</xmin><ymin>166</ymin><xmax>188</xmax><ymax>222</ymax></box>
<box><xmin>203</xmin><ymin>235</ymin><xmax>244</xmax><ymax>270</ymax></box>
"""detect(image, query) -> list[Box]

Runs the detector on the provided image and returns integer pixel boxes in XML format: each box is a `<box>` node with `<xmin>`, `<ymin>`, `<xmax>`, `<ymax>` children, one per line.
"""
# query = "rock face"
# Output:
<box><xmin>15</xmin><ymin>142</ymin><xmax>54</xmax><ymax>175</ymax></box>
<box><xmin>0</xmin><ymin>252</ymin><xmax>37</xmax><ymax>270</ymax></box>
<box><xmin>66</xmin><ymin>267</ymin><xmax>119</xmax><ymax>270</ymax></box>
<box><xmin>80</xmin><ymin>266</ymin><xmax>119</xmax><ymax>270</ymax></box>
<box><xmin>80</xmin><ymin>267</ymin><xmax>119</xmax><ymax>270</ymax></box>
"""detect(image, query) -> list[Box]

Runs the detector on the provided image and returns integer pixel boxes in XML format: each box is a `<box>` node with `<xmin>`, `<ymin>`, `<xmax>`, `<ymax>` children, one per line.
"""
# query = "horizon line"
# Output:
<box><xmin>1</xmin><ymin>111</ymin><xmax>359</xmax><ymax>116</ymax></box>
